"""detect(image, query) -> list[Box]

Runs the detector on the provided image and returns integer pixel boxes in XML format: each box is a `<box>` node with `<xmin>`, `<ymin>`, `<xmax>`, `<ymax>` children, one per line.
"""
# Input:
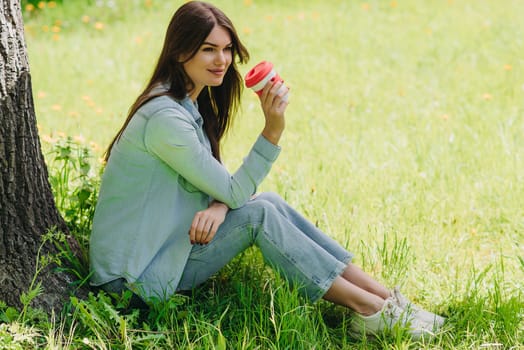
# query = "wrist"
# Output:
<box><xmin>261</xmin><ymin>127</ymin><xmax>283</xmax><ymax>145</ymax></box>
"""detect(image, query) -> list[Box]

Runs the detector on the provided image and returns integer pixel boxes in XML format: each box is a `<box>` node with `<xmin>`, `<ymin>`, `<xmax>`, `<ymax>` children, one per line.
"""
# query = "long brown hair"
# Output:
<box><xmin>104</xmin><ymin>1</ymin><xmax>249</xmax><ymax>162</ymax></box>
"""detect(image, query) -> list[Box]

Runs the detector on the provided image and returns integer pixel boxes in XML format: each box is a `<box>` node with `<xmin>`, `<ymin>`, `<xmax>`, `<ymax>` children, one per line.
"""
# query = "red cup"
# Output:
<box><xmin>245</xmin><ymin>61</ymin><xmax>288</xmax><ymax>101</ymax></box>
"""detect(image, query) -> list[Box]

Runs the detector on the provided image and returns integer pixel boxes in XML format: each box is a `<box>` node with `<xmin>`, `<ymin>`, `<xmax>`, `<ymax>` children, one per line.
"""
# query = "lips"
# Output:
<box><xmin>209</xmin><ymin>69</ymin><xmax>225</xmax><ymax>76</ymax></box>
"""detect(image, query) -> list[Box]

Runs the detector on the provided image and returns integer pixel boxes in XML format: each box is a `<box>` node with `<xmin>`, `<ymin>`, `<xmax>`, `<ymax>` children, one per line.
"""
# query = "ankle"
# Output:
<box><xmin>355</xmin><ymin>298</ymin><xmax>385</xmax><ymax>316</ymax></box>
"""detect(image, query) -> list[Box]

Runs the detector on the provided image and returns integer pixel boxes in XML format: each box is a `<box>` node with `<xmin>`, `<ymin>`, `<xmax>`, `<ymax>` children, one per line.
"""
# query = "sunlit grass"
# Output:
<box><xmin>13</xmin><ymin>0</ymin><xmax>524</xmax><ymax>348</ymax></box>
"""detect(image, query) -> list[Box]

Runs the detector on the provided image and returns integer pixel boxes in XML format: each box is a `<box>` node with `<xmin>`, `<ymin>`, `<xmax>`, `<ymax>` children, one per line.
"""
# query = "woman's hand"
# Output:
<box><xmin>189</xmin><ymin>201</ymin><xmax>229</xmax><ymax>245</ymax></box>
<box><xmin>259</xmin><ymin>80</ymin><xmax>289</xmax><ymax>145</ymax></box>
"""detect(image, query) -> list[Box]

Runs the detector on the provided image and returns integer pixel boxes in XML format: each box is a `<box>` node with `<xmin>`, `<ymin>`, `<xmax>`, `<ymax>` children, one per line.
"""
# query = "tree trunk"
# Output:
<box><xmin>0</xmin><ymin>0</ymin><xmax>78</xmax><ymax>313</ymax></box>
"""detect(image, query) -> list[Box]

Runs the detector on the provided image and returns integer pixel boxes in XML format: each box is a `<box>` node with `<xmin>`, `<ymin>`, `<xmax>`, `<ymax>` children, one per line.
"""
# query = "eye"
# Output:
<box><xmin>202</xmin><ymin>47</ymin><xmax>214</xmax><ymax>52</ymax></box>
<box><xmin>225</xmin><ymin>46</ymin><xmax>233</xmax><ymax>51</ymax></box>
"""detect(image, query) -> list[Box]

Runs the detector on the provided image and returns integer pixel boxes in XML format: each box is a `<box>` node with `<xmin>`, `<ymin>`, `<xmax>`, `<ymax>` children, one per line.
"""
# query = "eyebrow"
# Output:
<box><xmin>202</xmin><ymin>41</ymin><xmax>233</xmax><ymax>47</ymax></box>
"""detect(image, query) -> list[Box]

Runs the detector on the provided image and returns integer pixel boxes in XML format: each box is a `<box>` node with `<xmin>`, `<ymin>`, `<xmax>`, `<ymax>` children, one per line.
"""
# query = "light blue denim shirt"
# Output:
<box><xmin>89</xmin><ymin>94</ymin><xmax>281</xmax><ymax>297</ymax></box>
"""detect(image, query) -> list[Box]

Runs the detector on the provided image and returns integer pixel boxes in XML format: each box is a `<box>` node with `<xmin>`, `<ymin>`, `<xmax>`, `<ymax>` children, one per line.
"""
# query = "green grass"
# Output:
<box><xmin>4</xmin><ymin>0</ymin><xmax>523</xmax><ymax>348</ymax></box>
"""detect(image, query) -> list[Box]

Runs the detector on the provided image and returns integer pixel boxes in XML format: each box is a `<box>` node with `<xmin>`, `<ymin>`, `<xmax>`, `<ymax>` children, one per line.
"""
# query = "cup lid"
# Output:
<box><xmin>245</xmin><ymin>61</ymin><xmax>274</xmax><ymax>88</ymax></box>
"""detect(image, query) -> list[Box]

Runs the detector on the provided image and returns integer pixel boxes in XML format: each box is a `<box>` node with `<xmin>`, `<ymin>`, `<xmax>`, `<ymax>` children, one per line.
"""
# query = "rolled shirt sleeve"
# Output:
<box><xmin>144</xmin><ymin>105</ymin><xmax>280</xmax><ymax>209</ymax></box>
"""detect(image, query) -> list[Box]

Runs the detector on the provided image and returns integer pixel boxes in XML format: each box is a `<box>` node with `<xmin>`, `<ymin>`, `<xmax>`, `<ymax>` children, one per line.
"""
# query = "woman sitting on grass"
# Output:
<box><xmin>89</xmin><ymin>0</ymin><xmax>445</xmax><ymax>341</ymax></box>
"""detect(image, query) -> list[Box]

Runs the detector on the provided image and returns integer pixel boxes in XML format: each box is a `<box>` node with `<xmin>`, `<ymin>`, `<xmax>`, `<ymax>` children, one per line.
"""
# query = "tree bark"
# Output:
<box><xmin>0</xmin><ymin>0</ymin><xmax>79</xmax><ymax>313</ymax></box>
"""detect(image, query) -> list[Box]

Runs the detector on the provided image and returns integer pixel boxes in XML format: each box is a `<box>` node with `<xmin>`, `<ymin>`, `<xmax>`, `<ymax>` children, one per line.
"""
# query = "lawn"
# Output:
<box><xmin>3</xmin><ymin>0</ymin><xmax>523</xmax><ymax>348</ymax></box>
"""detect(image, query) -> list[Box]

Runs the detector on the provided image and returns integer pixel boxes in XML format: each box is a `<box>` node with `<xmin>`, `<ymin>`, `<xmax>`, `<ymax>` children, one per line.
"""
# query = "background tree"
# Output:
<box><xmin>0</xmin><ymin>0</ymin><xmax>79</xmax><ymax>313</ymax></box>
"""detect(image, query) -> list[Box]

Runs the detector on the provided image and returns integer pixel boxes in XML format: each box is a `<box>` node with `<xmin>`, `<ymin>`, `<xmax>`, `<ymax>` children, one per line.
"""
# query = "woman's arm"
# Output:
<box><xmin>144</xmin><ymin>81</ymin><xmax>288</xmax><ymax>209</ymax></box>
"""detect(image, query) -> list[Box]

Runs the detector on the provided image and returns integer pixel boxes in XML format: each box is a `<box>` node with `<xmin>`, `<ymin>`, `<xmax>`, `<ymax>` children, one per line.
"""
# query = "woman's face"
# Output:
<box><xmin>183</xmin><ymin>25</ymin><xmax>233</xmax><ymax>100</ymax></box>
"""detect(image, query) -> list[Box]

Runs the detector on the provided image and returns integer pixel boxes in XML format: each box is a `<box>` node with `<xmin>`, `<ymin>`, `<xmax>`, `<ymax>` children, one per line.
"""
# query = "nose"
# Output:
<box><xmin>215</xmin><ymin>50</ymin><xmax>226</xmax><ymax>65</ymax></box>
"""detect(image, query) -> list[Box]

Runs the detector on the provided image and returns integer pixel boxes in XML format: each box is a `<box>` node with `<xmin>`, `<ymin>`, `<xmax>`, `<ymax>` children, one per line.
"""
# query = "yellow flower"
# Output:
<box><xmin>82</xmin><ymin>15</ymin><xmax>91</xmax><ymax>23</ymax></box>
<box><xmin>244</xmin><ymin>0</ymin><xmax>253</xmax><ymax>6</ymax></box>
<box><xmin>74</xmin><ymin>135</ymin><xmax>86</xmax><ymax>143</ymax></box>
<box><xmin>90</xmin><ymin>141</ymin><xmax>101</xmax><ymax>151</ymax></box>
<box><xmin>390</xmin><ymin>0</ymin><xmax>398</xmax><ymax>8</ymax></box>
<box><xmin>51</xmin><ymin>104</ymin><xmax>62</xmax><ymax>111</ymax></box>
<box><xmin>144</xmin><ymin>0</ymin><xmax>153</xmax><ymax>7</ymax></box>
<box><xmin>482</xmin><ymin>93</ymin><xmax>492</xmax><ymax>100</ymax></box>
<box><xmin>42</xmin><ymin>25</ymin><xmax>49</xmax><ymax>32</ymax></box>
<box><xmin>242</xmin><ymin>27</ymin><xmax>252</xmax><ymax>35</ymax></box>
<box><xmin>38</xmin><ymin>1</ymin><xmax>46</xmax><ymax>9</ymax></box>
<box><xmin>52</xmin><ymin>34</ymin><xmax>60</xmax><ymax>41</ymax></box>
<box><xmin>37</xmin><ymin>91</ymin><xmax>47</xmax><ymax>99</ymax></box>
<box><xmin>361</xmin><ymin>3</ymin><xmax>370</xmax><ymax>11</ymax></box>
<box><xmin>94</xmin><ymin>22</ymin><xmax>104</xmax><ymax>30</ymax></box>
<box><xmin>48</xmin><ymin>1</ymin><xmax>57</xmax><ymax>9</ymax></box>
<box><xmin>504</xmin><ymin>64</ymin><xmax>512</xmax><ymax>71</ymax></box>
<box><xmin>51</xmin><ymin>26</ymin><xmax>60</xmax><ymax>33</ymax></box>
<box><xmin>42</xmin><ymin>134</ymin><xmax>57</xmax><ymax>143</ymax></box>
<box><xmin>25</xmin><ymin>4</ymin><xmax>35</xmax><ymax>12</ymax></box>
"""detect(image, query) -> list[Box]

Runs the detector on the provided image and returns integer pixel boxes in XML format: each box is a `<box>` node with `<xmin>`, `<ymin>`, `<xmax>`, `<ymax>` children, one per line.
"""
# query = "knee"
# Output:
<box><xmin>256</xmin><ymin>191</ymin><xmax>285</xmax><ymax>205</ymax></box>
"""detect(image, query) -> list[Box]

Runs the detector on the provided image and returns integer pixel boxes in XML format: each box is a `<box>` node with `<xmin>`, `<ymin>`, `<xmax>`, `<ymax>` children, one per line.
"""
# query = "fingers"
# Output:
<box><xmin>188</xmin><ymin>211</ymin><xmax>219</xmax><ymax>245</ymax></box>
<box><xmin>260</xmin><ymin>80</ymin><xmax>289</xmax><ymax>110</ymax></box>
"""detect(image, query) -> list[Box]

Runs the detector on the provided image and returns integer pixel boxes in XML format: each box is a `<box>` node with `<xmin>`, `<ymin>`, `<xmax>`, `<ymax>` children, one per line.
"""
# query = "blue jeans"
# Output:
<box><xmin>177</xmin><ymin>192</ymin><xmax>352</xmax><ymax>302</ymax></box>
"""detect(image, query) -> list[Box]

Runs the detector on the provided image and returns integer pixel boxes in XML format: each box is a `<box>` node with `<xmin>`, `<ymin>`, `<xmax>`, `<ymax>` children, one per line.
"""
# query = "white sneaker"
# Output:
<box><xmin>349</xmin><ymin>297</ymin><xmax>435</xmax><ymax>341</ymax></box>
<box><xmin>391</xmin><ymin>286</ymin><xmax>446</xmax><ymax>329</ymax></box>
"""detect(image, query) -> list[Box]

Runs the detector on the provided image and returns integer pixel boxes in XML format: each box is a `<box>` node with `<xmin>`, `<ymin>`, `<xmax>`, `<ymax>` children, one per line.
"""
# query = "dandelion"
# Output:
<box><xmin>25</xmin><ymin>4</ymin><xmax>35</xmax><ymax>12</ymax></box>
<box><xmin>482</xmin><ymin>93</ymin><xmax>492</xmax><ymax>100</ymax></box>
<box><xmin>311</xmin><ymin>12</ymin><xmax>320</xmax><ymax>20</ymax></box>
<box><xmin>144</xmin><ymin>0</ymin><xmax>153</xmax><ymax>8</ymax></box>
<box><xmin>361</xmin><ymin>3</ymin><xmax>370</xmax><ymax>11</ymax></box>
<box><xmin>42</xmin><ymin>135</ymin><xmax>57</xmax><ymax>144</ymax></box>
<box><xmin>37</xmin><ymin>91</ymin><xmax>47</xmax><ymax>99</ymax></box>
<box><xmin>68</xmin><ymin>111</ymin><xmax>80</xmax><ymax>117</ymax></box>
<box><xmin>440</xmin><ymin>114</ymin><xmax>450</xmax><ymax>120</ymax></box>
<box><xmin>52</xmin><ymin>34</ymin><xmax>60</xmax><ymax>41</ymax></box>
<box><xmin>48</xmin><ymin>1</ymin><xmax>57</xmax><ymax>9</ymax></box>
<box><xmin>242</xmin><ymin>27</ymin><xmax>252</xmax><ymax>35</ymax></box>
<box><xmin>134</xmin><ymin>36</ymin><xmax>143</xmax><ymax>44</ymax></box>
<box><xmin>74</xmin><ymin>135</ymin><xmax>86</xmax><ymax>143</ymax></box>
<box><xmin>264</xmin><ymin>15</ymin><xmax>274</xmax><ymax>22</ymax></box>
<box><xmin>82</xmin><ymin>15</ymin><xmax>90</xmax><ymax>23</ymax></box>
<box><xmin>95</xmin><ymin>107</ymin><xmax>104</xmax><ymax>114</ymax></box>
<box><xmin>42</xmin><ymin>25</ymin><xmax>49</xmax><ymax>32</ymax></box>
<box><xmin>94</xmin><ymin>22</ymin><xmax>104</xmax><ymax>30</ymax></box>
<box><xmin>38</xmin><ymin>1</ymin><xmax>46</xmax><ymax>9</ymax></box>
<box><xmin>297</xmin><ymin>12</ymin><xmax>305</xmax><ymax>20</ymax></box>
<box><xmin>503</xmin><ymin>64</ymin><xmax>512</xmax><ymax>71</ymax></box>
<box><xmin>51</xmin><ymin>26</ymin><xmax>61</xmax><ymax>33</ymax></box>
<box><xmin>51</xmin><ymin>104</ymin><xmax>62</xmax><ymax>111</ymax></box>
<box><xmin>244</xmin><ymin>0</ymin><xmax>253</xmax><ymax>6</ymax></box>
<box><xmin>390</xmin><ymin>0</ymin><xmax>398</xmax><ymax>8</ymax></box>
<box><xmin>90</xmin><ymin>141</ymin><xmax>101</xmax><ymax>151</ymax></box>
